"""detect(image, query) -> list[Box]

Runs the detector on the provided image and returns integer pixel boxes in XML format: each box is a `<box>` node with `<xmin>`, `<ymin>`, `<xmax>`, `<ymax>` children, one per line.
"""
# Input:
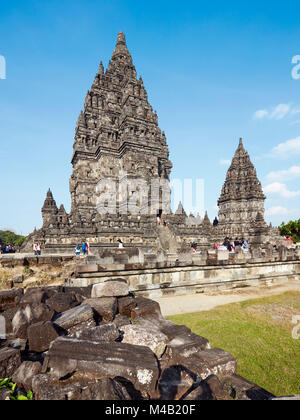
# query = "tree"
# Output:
<box><xmin>0</xmin><ymin>230</ymin><xmax>26</xmax><ymax>247</ymax></box>
<box><xmin>279</xmin><ymin>219</ymin><xmax>300</xmax><ymax>243</ymax></box>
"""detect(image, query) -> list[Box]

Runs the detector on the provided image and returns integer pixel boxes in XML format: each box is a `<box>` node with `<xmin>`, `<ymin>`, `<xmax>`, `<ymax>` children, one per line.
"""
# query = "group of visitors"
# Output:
<box><xmin>214</xmin><ymin>237</ymin><xmax>249</xmax><ymax>252</ymax></box>
<box><xmin>0</xmin><ymin>244</ymin><xmax>17</xmax><ymax>254</ymax></box>
<box><xmin>75</xmin><ymin>241</ymin><xmax>90</xmax><ymax>256</ymax></box>
<box><xmin>33</xmin><ymin>243</ymin><xmax>42</xmax><ymax>256</ymax></box>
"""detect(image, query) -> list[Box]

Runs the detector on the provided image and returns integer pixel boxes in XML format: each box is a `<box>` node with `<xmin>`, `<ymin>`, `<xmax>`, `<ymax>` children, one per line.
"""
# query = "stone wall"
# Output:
<box><xmin>66</xmin><ymin>248</ymin><xmax>300</xmax><ymax>299</ymax></box>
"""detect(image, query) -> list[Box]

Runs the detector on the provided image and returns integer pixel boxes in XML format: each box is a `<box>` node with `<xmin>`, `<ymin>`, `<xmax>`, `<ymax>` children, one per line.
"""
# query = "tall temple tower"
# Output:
<box><xmin>69</xmin><ymin>32</ymin><xmax>172</xmax><ymax>219</ymax></box>
<box><xmin>217</xmin><ymin>138</ymin><xmax>266</xmax><ymax>238</ymax></box>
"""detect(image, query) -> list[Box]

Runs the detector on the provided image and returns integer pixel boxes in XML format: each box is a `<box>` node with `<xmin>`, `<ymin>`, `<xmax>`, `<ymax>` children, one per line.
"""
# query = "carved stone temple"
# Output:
<box><xmin>21</xmin><ymin>33</ymin><xmax>280</xmax><ymax>254</ymax></box>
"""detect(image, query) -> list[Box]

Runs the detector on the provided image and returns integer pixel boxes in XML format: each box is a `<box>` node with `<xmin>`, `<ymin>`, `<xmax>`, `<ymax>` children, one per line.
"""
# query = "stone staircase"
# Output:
<box><xmin>157</xmin><ymin>225</ymin><xmax>179</xmax><ymax>253</ymax></box>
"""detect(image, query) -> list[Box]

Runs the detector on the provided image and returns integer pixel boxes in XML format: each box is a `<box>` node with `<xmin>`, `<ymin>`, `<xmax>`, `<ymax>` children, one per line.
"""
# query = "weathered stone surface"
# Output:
<box><xmin>183</xmin><ymin>375</ymin><xmax>231</xmax><ymax>401</ymax></box>
<box><xmin>158</xmin><ymin>365</ymin><xmax>196</xmax><ymax>400</ymax></box>
<box><xmin>130</xmin><ymin>297</ymin><xmax>162</xmax><ymax>321</ymax></box>
<box><xmin>72</xmin><ymin>323</ymin><xmax>120</xmax><ymax>343</ymax></box>
<box><xmin>0</xmin><ymin>288</ymin><xmax>23</xmax><ymax>311</ymax></box>
<box><xmin>46</xmin><ymin>292</ymin><xmax>79</xmax><ymax>313</ymax></box>
<box><xmin>19</xmin><ymin>288</ymin><xmax>47</xmax><ymax>307</ymax></box>
<box><xmin>118</xmin><ymin>296</ymin><xmax>137</xmax><ymax>317</ymax></box>
<box><xmin>12</xmin><ymin>361</ymin><xmax>42</xmax><ymax>390</ymax></box>
<box><xmin>162</xmin><ymin>346</ymin><xmax>236</xmax><ymax>384</ymax></box>
<box><xmin>191</xmin><ymin>348</ymin><xmax>237</xmax><ymax>378</ymax></box>
<box><xmin>85</xmin><ymin>297</ymin><xmax>117</xmax><ymax>322</ymax></box>
<box><xmin>63</xmin><ymin>286</ymin><xmax>92</xmax><ymax>299</ymax></box>
<box><xmin>79</xmin><ymin>378</ymin><xmax>133</xmax><ymax>401</ymax></box>
<box><xmin>113</xmin><ymin>314</ymin><xmax>132</xmax><ymax>329</ymax></box>
<box><xmin>0</xmin><ymin>347</ymin><xmax>21</xmax><ymax>378</ymax></box>
<box><xmin>8</xmin><ymin>338</ymin><xmax>27</xmax><ymax>351</ymax></box>
<box><xmin>0</xmin><ymin>388</ymin><xmax>10</xmax><ymax>400</ymax></box>
<box><xmin>31</xmin><ymin>303</ymin><xmax>55</xmax><ymax>323</ymax></box>
<box><xmin>77</xmin><ymin>264</ymin><xmax>99</xmax><ymax>274</ymax></box>
<box><xmin>91</xmin><ymin>279</ymin><xmax>129</xmax><ymax>298</ymax></box>
<box><xmin>27</xmin><ymin>321</ymin><xmax>60</xmax><ymax>353</ymax></box>
<box><xmin>122</xmin><ymin>324</ymin><xmax>168</xmax><ymax>358</ymax></box>
<box><xmin>32</xmin><ymin>374</ymin><xmax>82</xmax><ymax>400</ymax></box>
<box><xmin>45</xmin><ymin>337</ymin><xmax>159</xmax><ymax>398</ymax></box>
<box><xmin>53</xmin><ymin>304</ymin><xmax>95</xmax><ymax>332</ymax></box>
<box><xmin>12</xmin><ymin>274</ymin><xmax>24</xmax><ymax>284</ymax></box>
<box><xmin>1</xmin><ymin>307</ymin><xmax>18</xmax><ymax>336</ymax></box>
<box><xmin>221</xmin><ymin>374</ymin><xmax>275</xmax><ymax>400</ymax></box>
<box><xmin>32</xmin><ymin>374</ymin><xmax>134</xmax><ymax>401</ymax></box>
<box><xmin>270</xmin><ymin>395</ymin><xmax>300</xmax><ymax>400</ymax></box>
<box><xmin>12</xmin><ymin>305</ymin><xmax>34</xmax><ymax>339</ymax></box>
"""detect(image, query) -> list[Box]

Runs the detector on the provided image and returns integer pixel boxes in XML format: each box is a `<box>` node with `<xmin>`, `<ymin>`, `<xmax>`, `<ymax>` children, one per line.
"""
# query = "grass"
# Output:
<box><xmin>168</xmin><ymin>292</ymin><xmax>300</xmax><ymax>397</ymax></box>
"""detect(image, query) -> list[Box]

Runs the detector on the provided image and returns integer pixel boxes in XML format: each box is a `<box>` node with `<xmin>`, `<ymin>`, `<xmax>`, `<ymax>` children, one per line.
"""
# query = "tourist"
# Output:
<box><xmin>242</xmin><ymin>239</ymin><xmax>249</xmax><ymax>251</ymax></box>
<box><xmin>234</xmin><ymin>238</ymin><xmax>241</xmax><ymax>247</ymax></box>
<box><xmin>223</xmin><ymin>238</ymin><xmax>231</xmax><ymax>252</ymax></box>
<box><xmin>33</xmin><ymin>243</ymin><xmax>38</xmax><ymax>256</ymax></box>
<box><xmin>118</xmin><ymin>239</ymin><xmax>124</xmax><ymax>248</ymax></box>
<box><xmin>86</xmin><ymin>241</ymin><xmax>90</xmax><ymax>255</ymax></box>
<box><xmin>37</xmin><ymin>243</ymin><xmax>41</xmax><ymax>256</ymax></box>
<box><xmin>75</xmin><ymin>244</ymin><xmax>81</xmax><ymax>256</ymax></box>
<box><xmin>157</xmin><ymin>216</ymin><xmax>161</xmax><ymax>226</ymax></box>
<box><xmin>82</xmin><ymin>241</ymin><xmax>87</xmax><ymax>256</ymax></box>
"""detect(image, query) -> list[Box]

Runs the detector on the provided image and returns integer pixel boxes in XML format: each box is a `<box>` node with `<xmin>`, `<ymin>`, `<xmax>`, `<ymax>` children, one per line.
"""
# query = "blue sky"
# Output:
<box><xmin>0</xmin><ymin>0</ymin><xmax>300</xmax><ymax>234</ymax></box>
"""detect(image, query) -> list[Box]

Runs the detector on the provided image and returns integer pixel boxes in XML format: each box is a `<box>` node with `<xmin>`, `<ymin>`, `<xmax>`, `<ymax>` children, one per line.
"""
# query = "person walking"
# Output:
<box><xmin>75</xmin><ymin>244</ymin><xmax>81</xmax><ymax>256</ymax></box>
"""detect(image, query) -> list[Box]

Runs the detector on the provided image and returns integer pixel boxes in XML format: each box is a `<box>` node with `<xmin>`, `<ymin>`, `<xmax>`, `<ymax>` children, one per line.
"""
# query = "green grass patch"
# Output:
<box><xmin>168</xmin><ymin>292</ymin><xmax>300</xmax><ymax>397</ymax></box>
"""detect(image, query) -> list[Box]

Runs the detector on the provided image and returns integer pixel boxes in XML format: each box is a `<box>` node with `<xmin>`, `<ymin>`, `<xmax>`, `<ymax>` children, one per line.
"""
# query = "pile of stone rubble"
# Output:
<box><xmin>0</xmin><ymin>279</ymin><xmax>291</xmax><ymax>400</ymax></box>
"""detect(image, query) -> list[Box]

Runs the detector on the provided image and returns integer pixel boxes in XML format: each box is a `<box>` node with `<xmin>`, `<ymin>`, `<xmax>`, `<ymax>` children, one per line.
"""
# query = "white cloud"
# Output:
<box><xmin>266</xmin><ymin>166</ymin><xmax>300</xmax><ymax>182</ymax></box>
<box><xmin>263</xmin><ymin>182</ymin><xmax>300</xmax><ymax>198</ymax></box>
<box><xmin>265</xmin><ymin>206</ymin><xmax>289</xmax><ymax>216</ymax></box>
<box><xmin>271</xmin><ymin>136</ymin><xmax>300</xmax><ymax>157</ymax></box>
<box><xmin>253</xmin><ymin>110</ymin><xmax>268</xmax><ymax>120</ymax></box>
<box><xmin>270</xmin><ymin>104</ymin><xmax>291</xmax><ymax>120</ymax></box>
<box><xmin>219</xmin><ymin>159</ymin><xmax>231</xmax><ymax>166</ymax></box>
<box><xmin>252</xmin><ymin>103</ymin><xmax>300</xmax><ymax>122</ymax></box>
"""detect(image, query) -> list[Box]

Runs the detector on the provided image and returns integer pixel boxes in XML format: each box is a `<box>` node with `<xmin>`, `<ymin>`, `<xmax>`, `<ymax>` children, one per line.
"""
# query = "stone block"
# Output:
<box><xmin>76</xmin><ymin>264</ymin><xmax>100</xmax><ymax>274</ymax></box>
<box><xmin>0</xmin><ymin>288</ymin><xmax>23</xmax><ymax>311</ymax></box>
<box><xmin>19</xmin><ymin>288</ymin><xmax>47</xmax><ymax>307</ymax></box>
<box><xmin>53</xmin><ymin>303</ymin><xmax>95</xmax><ymax>333</ymax></box>
<box><xmin>46</xmin><ymin>292</ymin><xmax>79</xmax><ymax>313</ymax></box>
<box><xmin>122</xmin><ymin>324</ymin><xmax>168</xmax><ymax>358</ymax></box>
<box><xmin>27</xmin><ymin>321</ymin><xmax>60</xmax><ymax>353</ymax></box>
<box><xmin>91</xmin><ymin>279</ymin><xmax>129</xmax><ymax>298</ymax></box>
<box><xmin>12</xmin><ymin>305</ymin><xmax>34</xmax><ymax>339</ymax></box>
<box><xmin>0</xmin><ymin>347</ymin><xmax>21</xmax><ymax>378</ymax></box>
<box><xmin>45</xmin><ymin>337</ymin><xmax>159</xmax><ymax>398</ymax></box>
<box><xmin>12</xmin><ymin>274</ymin><xmax>24</xmax><ymax>284</ymax></box>
<box><xmin>72</xmin><ymin>323</ymin><xmax>120</xmax><ymax>343</ymax></box>
<box><xmin>85</xmin><ymin>297</ymin><xmax>117</xmax><ymax>322</ymax></box>
<box><xmin>221</xmin><ymin>374</ymin><xmax>275</xmax><ymax>400</ymax></box>
<box><xmin>12</xmin><ymin>361</ymin><xmax>42</xmax><ymax>390</ymax></box>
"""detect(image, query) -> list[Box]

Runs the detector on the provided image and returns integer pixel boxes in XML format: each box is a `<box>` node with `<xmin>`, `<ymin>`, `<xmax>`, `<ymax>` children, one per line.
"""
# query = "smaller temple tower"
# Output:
<box><xmin>41</xmin><ymin>189</ymin><xmax>58</xmax><ymax>226</ymax></box>
<box><xmin>217</xmin><ymin>138</ymin><xmax>266</xmax><ymax>239</ymax></box>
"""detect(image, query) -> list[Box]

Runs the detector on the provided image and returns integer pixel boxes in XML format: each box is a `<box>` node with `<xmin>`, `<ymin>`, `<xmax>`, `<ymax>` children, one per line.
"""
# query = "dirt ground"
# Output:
<box><xmin>154</xmin><ymin>281</ymin><xmax>300</xmax><ymax>316</ymax></box>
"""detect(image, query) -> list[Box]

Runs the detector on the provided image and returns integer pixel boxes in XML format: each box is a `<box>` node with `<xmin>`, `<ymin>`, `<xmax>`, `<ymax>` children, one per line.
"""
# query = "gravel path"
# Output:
<box><xmin>154</xmin><ymin>281</ymin><xmax>300</xmax><ymax>316</ymax></box>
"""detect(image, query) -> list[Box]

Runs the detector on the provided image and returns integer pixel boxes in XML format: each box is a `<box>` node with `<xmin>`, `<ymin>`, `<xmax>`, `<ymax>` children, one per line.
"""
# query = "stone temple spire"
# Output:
<box><xmin>218</xmin><ymin>138</ymin><xmax>265</xmax><ymax>203</ymax></box>
<box><xmin>217</xmin><ymin>138</ymin><xmax>266</xmax><ymax>238</ymax></box>
<box><xmin>111</xmin><ymin>32</ymin><xmax>133</xmax><ymax>64</ymax></box>
<box><xmin>42</xmin><ymin>189</ymin><xmax>58</xmax><ymax>226</ymax></box>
